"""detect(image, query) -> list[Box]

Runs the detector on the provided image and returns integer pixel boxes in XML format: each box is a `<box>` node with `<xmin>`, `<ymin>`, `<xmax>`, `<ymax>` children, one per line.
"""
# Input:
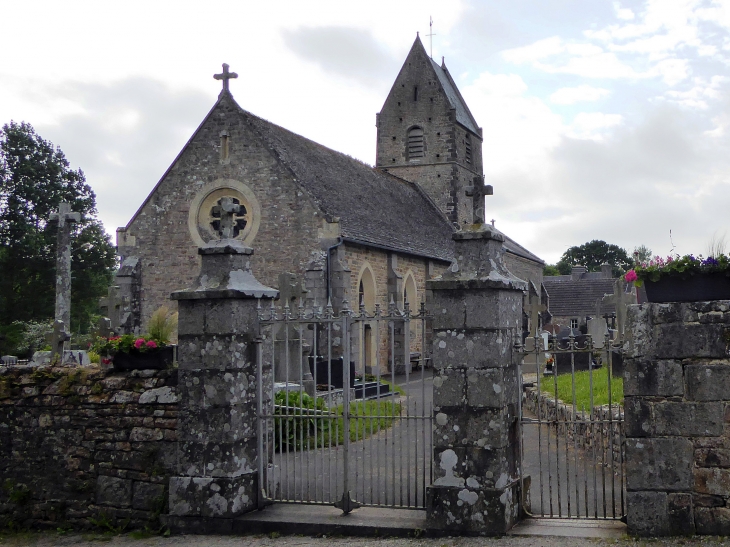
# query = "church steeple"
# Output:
<box><xmin>375</xmin><ymin>37</ymin><xmax>484</xmax><ymax>226</ymax></box>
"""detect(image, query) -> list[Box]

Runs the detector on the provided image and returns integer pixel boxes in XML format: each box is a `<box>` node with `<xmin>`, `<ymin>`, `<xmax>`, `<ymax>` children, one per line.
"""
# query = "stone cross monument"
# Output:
<box><xmin>49</xmin><ymin>202</ymin><xmax>80</xmax><ymax>348</ymax></box>
<box><xmin>212</xmin><ymin>196</ymin><xmax>242</xmax><ymax>239</ymax></box>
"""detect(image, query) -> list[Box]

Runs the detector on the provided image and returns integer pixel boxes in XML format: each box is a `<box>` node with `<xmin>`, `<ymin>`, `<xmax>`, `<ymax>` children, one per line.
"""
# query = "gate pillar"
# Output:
<box><xmin>167</xmin><ymin>240</ymin><xmax>277</xmax><ymax>533</ymax></box>
<box><xmin>426</xmin><ymin>227</ymin><xmax>527</xmax><ymax>534</ymax></box>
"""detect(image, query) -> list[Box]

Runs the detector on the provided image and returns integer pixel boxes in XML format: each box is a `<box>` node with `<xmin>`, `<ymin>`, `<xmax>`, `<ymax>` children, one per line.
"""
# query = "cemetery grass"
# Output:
<box><xmin>541</xmin><ymin>366</ymin><xmax>623</xmax><ymax>409</ymax></box>
<box><xmin>274</xmin><ymin>399</ymin><xmax>402</xmax><ymax>452</ymax></box>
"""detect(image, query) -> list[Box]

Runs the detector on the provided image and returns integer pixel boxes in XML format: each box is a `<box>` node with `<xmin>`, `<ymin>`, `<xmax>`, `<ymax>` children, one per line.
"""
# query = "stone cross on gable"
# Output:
<box><xmin>212</xmin><ymin>197</ymin><xmax>242</xmax><ymax>239</ymax></box>
<box><xmin>49</xmin><ymin>202</ymin><xmax>80</xmax><ymax>348</ymax></box>
<box><xmin>524</xmin><ymin>290</ymin><xmax>546</xmax><ymax>337</ymax></box>
<box><xmin>214</xmin><ymin>63</ymin><xmax>238</xmax><ymax>93</ymax></box>
<box><xmin>602</xmin><ymin>277</ymin><xmax>637</xmax><ymax>339</ymax></box>
<box><xmin>46</xmin><ymin>319</ymin><xmax>71</xmax><ymax>362</ymax></box>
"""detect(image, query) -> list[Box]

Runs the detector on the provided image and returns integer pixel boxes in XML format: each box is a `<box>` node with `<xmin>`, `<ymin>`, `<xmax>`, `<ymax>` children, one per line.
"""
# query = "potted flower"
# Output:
<box><xmin>91</xmin><ymin>306</ymin><xmax>177</xmax><ymax>370</ymax></box>
<box><xmin>625</xmin><ymin>253</ymin><xmax>730</xmax><ymax>303</ymax></box>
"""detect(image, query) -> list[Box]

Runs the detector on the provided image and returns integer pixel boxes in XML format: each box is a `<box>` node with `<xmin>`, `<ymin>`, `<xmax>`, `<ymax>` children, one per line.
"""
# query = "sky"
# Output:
<box><xmin>1</xmin><ymin>0</ymin><xmax>730</xmax><ymax>265</ymax></box>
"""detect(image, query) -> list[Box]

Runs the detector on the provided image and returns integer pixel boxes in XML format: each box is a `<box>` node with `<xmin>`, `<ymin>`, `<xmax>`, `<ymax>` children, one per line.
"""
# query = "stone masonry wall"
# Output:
<box><xmin>0</xmin><ymin>364</ymin><xmax>178</xmax><ymax>531</ymax></box>
<box><xmin>341</xmin><ymin>243</ymin><xmax>446</xmax><ymax>372</ymax></box>
<box><xmin>503</xmin><ymin>253</ymin><xmax>543</xmax><ymax>294</ymax></box>
<box><xmin>625</xmin><ymin>300</ymin><xmax>730</xmax><ymax>536</ymax></box>
<box><xmin>523</xmin><ymin>387</ymin><xmax>623</xmax><ymax>467</ymax></box>
<box><xmin>119</xmin><ymin>92</ymin><xmax>323</xmax><ymax>331</ymax></box>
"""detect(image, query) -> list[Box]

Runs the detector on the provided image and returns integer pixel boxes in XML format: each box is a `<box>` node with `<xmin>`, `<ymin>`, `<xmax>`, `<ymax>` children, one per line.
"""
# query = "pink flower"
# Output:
<box><xmin>146</xmin><ymin>340</ymin><xmax>158</xmax><ymax>349</ymax></box>
<box><xmin>134</xmin><ymin>338</ymin><xmax>145</xmax><ymax>349</ymax></box>
<box><xmin>625</xmin><ymin>270</ymin><xmax>638</xmax><ymax>283</ymax></box>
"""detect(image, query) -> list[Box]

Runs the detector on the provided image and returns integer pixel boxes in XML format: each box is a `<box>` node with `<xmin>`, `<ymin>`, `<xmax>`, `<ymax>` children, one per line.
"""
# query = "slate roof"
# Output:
<box><xmin>495</xmin><ymin>228</ymin><xmax>544</xmax><ymax>264</ymax></box>
<box><xmin>430</xmin><ymin>58</ymin><xmax>481</xmax><ymax>135</ymax></box>
<box><xmin>237</xmin><ymin>100</ymin><xmax>456</xmax><ymax>262</ymax></box>
<box><xmin>542</xmin><ymin>276</ymin><xmax>616</xmax><ymax>317</ymax></box>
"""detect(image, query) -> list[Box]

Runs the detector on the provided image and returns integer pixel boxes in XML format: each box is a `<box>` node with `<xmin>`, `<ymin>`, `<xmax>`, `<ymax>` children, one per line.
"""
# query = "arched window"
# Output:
<box><xmin>402</xmin><ymin>272</ymin><xmax>417</xmax><ymax>311</ymax></box>
<box><xmin>358</xmin><ymin>265</ymin><xmax>376</xmax><ymax>314</ymax></box>
<box><xmin>407</xmin><ymin>127</ymin><xmax>424</xmax><ymax>160</ymax></box>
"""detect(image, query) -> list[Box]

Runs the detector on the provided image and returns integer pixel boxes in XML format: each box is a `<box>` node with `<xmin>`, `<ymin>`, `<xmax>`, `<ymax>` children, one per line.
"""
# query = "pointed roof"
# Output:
<box><xmin>429</xmin><ymin>56</ymin><xmax>480</xmax><ymax>135</ymax></box>
<box><xmin>397</xmin><ymin>36</ymin><xmax>481</xmax><ymax>136</ymax></box>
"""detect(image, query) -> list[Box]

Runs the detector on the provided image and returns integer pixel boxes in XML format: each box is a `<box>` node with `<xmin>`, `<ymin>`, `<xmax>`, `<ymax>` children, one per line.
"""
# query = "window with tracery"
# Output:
<box><xmin>209</xmin><ymin>197</ymin><xmax>248</xmax><ymax>238</ymax></box>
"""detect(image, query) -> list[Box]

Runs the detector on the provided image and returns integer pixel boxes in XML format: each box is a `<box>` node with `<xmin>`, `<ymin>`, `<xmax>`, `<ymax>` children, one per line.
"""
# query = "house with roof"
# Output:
<box><xmin>114</xmin><ymin>36</ymin><xmax>544</xmax><ymax>373</ymax></box>
<box><xmin>542</xmin><ymin>265</ymin><xmax>617</xmax><ymax>333</ymax></box>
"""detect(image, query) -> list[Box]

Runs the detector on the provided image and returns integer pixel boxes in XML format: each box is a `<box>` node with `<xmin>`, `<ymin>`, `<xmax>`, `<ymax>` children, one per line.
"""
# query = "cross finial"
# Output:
<box><xmin>212</xmin><ymin>196</ymin><xmax>242</xmax><ymax>239</ymax></box>
<box><xmin>426</xmin><ymin>16</ymin><xmax>436</xmax><ymax>59</ymax></box>
<box><xmin>214</xmin><ymin>63</ymin><xmax>238</xmax><ymax>94</ymax></box>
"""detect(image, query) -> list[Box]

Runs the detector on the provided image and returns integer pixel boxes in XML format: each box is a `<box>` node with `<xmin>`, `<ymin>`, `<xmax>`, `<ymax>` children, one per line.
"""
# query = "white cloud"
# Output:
<box><xmin>535</xmin><ymin>51</ymin><xmax>643</xmax><ymax>79</ymax></box>
<box><xmin>463</xmin><ymin>72</ymin><xmax>563</xmax><ymax>174</ymax></box>
<box><xmin>665</xmin><ymin>76</ymin><xmax>727</xmax><ymax>109</ymax></box>
<box><xmin>567</xmin><ymin>112</ymin><xmax>624</xmax><ymax>140</ymax></box>
<box><xmin>550</xmin><ymin>85</ymin><xmax>611</xmax><ymax>105</ymax></box>
<box><xmin>501</xmin><ymin>36</ymin><xmax>564</xmax><ymax>64</ymax></box>
<box><xmin>614</xmin><ymin>2</ymin><xmax>635</xmax><ymax>21</ymax></box>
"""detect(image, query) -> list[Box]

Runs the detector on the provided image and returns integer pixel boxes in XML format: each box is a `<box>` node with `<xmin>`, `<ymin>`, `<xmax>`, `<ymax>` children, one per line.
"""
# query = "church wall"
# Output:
<box><xmin>119</xmin><ymin>95</ymin><xmax>323</xmax><ymax>331</ymax></box>
<box><xmin>504</xmin><ymin>252</ymin><xmax>543</xmax><ymax>293</ymax></box>
<box><xmin>340</xmin><ymin>243</ymin><xmax>446</xmax><ymax>373</ymax></box>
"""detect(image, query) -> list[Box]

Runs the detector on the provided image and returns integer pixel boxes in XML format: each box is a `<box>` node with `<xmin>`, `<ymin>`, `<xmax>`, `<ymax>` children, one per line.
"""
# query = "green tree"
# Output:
<box><xmin>0</xmin><ymin>121</ymin><xmax>116</xmax><ymax>340</ymax></box>
<box><xmin>543</xmin><ymin>264</ymin><xmax>561</xmax><ymax>276</ymax></box>
<box><xmin>633</xmin><ymin>245</ymin><xmax>652</xmax><ymax>265</ymax></box>
<box><xmin>559</xmin><ymin>240</ymin><xmax>632</xmax><ymax>276</ymax></box>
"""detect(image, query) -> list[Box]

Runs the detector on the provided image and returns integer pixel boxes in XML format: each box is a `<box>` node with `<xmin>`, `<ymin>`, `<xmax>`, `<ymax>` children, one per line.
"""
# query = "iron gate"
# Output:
<box><xmin>518</xmin><ymin>327</ymin><xmax>626</xmax><ymax>520</ymax></box>
<box><xmin>256</xmin><ymin>300</ymin><xmax>433</xmax><ymax>513</ymax></box>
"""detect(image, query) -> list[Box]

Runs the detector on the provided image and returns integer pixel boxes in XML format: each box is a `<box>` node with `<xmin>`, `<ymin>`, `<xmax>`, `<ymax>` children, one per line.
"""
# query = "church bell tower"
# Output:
<box><xmin>376</xmin><ymin>35</ymin><xmax>486</xmax><ymax>227</ymax></box>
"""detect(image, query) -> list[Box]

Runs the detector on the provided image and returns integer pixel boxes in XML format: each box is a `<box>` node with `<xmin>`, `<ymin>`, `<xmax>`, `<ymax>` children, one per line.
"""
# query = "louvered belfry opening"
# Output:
<box><xmin>465</xmin><ymin>133</ymin><xmax>472</xmax><ymax>164</ymax></box>
<box><xmin>407</xmin><ymin>127</ymin><xmax>424</xmax><ymax>160</ymax></box>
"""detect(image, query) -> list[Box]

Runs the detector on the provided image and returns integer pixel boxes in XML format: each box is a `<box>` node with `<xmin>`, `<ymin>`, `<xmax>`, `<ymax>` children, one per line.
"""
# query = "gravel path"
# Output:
<box><xmin>2</xmin><ymin>532</ymin><xmax>730</xmax><ymax>547</ymax></box>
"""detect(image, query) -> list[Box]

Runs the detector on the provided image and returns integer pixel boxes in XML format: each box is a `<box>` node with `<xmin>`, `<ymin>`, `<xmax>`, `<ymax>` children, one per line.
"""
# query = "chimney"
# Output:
<box><xmin>601</xmin><ymin>263</ymin><xmax>613</xmax><ymax>278</ymax></box>
<box><xmin>571</xmin><ymin>266</ymin><xmax>587</xmax><ymax>280</ymax></box>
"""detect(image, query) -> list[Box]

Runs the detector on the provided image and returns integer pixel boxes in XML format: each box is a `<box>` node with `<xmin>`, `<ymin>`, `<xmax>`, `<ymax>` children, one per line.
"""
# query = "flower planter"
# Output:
<box><xmin>644</xmin><ymin>272</ymin><xmax>730</xmax><ymax>303</ymax></box>
<box><xmin>112</xmin><ymin>346</ymin><xmax>175</xmax><ymax>371</ymax></box>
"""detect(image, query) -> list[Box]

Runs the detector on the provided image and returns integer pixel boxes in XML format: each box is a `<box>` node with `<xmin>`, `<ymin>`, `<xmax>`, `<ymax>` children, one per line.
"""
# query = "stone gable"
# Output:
<box><xmin>118</xmin><ymin>93</ymin><xmax>324</xmax><ymax>326</ymax></box>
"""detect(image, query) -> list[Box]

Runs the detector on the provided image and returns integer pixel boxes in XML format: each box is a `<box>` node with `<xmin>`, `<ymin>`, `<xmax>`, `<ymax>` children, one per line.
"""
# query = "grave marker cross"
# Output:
<box><xmin>602</xmin><ymin>277</ymin><xmax>636</xmax><ymax>339</ymax></box>
<box><xmin>214</xmin><ymin>63</ymin><xmax>238</xmax><ymax>93</ymax></box>
<box><xmin>49</xmin><ymin>202</ymin><xmax>80</xmax><ymax>347</ymax></box>
<box><xmin>46</xmin><ymin>319</ymin><xmax>71</xmax><ymax>362</ymax></box>
<box><xmin>524</xmin><ymin>290</ymin><xmax>546</xmax><ymax>337</ymax></box>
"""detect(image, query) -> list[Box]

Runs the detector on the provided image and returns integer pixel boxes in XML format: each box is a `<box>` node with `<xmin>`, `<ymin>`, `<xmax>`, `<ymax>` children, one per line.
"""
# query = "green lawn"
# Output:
<box><xmin>540</xmin><ymin>366</ymin><xmax>623</xmax><ymax>409</ymax></box>
<box><xmin>273</xmin><ymin>392</ymin><xmax>401</xmax><ymax>451</ymax></box>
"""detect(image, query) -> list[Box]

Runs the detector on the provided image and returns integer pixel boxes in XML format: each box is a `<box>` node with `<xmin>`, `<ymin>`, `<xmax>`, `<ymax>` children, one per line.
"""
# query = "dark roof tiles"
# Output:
<box><xmin>542</xmin><ymin>277</ymin><xmax>617</xmax><ymax>317</ymax></box>
<box><xmin>238</xmin><ymin>102</ymin><xmax>456</xmax><ymax>262</ymax></box>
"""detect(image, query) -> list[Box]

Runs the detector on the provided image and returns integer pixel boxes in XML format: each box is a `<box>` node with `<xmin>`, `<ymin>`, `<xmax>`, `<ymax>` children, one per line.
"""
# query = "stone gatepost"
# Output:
<box><xmin>167</xmin><ymin>240</ymin><xmax>277</xmax><ymax>533</ymax></box>
<box><xmin>625</xmin><ymin>300</ymin><xmax>730</xmax><ymax>536</ymax></box>
<box><xmin>426</xmin><ymin>227</ymin><xmax>526</xmax><ymax>534</ymax></box>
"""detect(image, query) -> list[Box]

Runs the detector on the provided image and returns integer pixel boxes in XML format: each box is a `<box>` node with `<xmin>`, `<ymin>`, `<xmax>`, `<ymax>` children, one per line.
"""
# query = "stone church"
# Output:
<box><xmin>113</xmin><ymin>35</ymin><xmax>544</xmax><ymax>370</ymax></box>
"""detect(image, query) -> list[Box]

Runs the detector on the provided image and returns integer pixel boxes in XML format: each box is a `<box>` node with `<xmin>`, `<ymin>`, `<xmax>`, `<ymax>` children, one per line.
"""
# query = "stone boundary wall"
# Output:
<box><xmin>625</xmin><ymin>300</ymin><xmax>730</xmax><ymax>536</ymax></box>
<box><xmin>0</xmin><ymin>364</ymin><xmax>178</xmax><ymax>531</ymax></box>
<box><xmin>523</xmin><ymin>387</ymin><xmax>623</xmax><ymax>467</ymax></box>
